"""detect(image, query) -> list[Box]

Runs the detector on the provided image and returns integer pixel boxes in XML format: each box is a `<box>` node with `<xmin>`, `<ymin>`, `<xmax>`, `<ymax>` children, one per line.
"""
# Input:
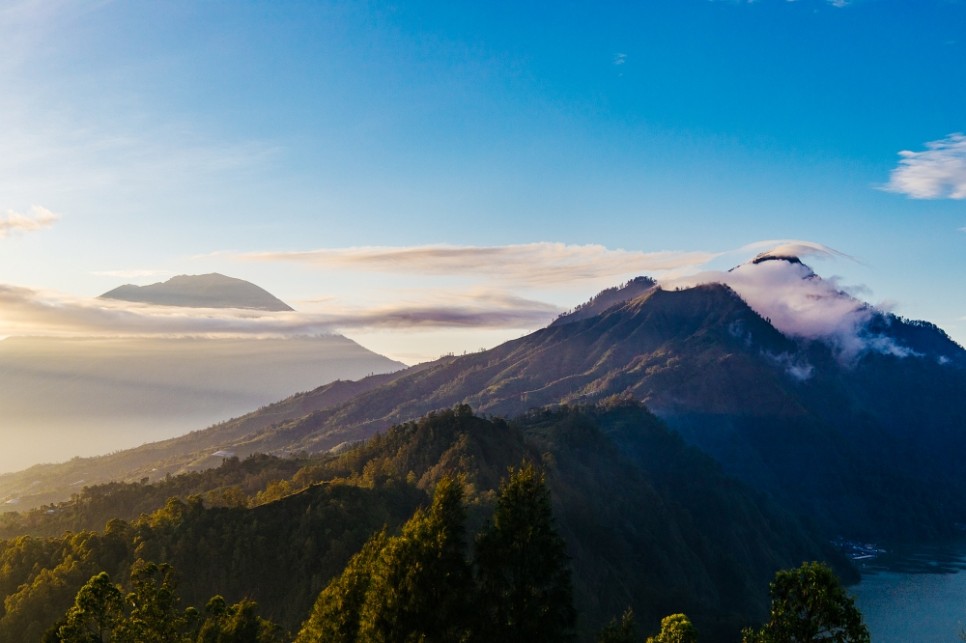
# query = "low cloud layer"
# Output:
<box><xmin>312</xmin><ymin>292</ymin><xmax>560</xmax><ymax>330</ymax></box>
<box><xmin>884</xmin><ymin>133</ymin><xmax>966</xmax><ymax>199</ymax></box>
<box><xmin>0</xmin><ymin>283</ymin><xmax>559</xmax><ymax>338</ymax></box>
<box><xmin>0</xmin><ymin>205</ymin><xmax>58</xmax><ymax>238</ymax></box>
<box><xmin>235</xmin><ymin>243</ymin><xmax>717</xmax><ymax>286</ymax></box>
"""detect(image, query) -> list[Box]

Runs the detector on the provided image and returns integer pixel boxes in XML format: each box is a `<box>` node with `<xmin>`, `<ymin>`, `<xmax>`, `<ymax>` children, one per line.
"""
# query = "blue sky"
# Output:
<box><xmin>1</xmin><ymin>0</ymin><xmax>964</xmax><ymax>363</ymax></box>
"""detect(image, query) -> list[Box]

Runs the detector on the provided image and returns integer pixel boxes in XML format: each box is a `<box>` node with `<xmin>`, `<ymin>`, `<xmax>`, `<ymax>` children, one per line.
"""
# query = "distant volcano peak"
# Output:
<box><xmin>100</xmin><ymin>273</ymin><xmax>294</xmax><ymax>311</ymax></box>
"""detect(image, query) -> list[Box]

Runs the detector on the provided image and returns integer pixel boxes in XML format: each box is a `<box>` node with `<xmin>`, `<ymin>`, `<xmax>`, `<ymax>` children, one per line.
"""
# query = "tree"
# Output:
<box><xmin>294</xmin><ymin>531</ymin><xmax>388</xmax><ymax>643</ymax></box>
<box><xmin>474</xmin><ymin>464</ymin><xmax>576</xmax><ymax>643</ymax></box>
<box><xmin>597</xmin><ymin>608</ymin><xmax>637</xmax><ymax>643</ymax></box>
<box><xmin>193</xmin><ymin>595</ymin><xmax>285</xmax><ymax>643</ymax></box>
<box><xmin>647</xmin><ymin>613</ymin><xmax>697</xmax><ymax>643</ymax></box>
<box><xmin>120</xmin><ymin>559</ymin><xmax>188</xmax><ymax>642</ymax></box>
<box><xmin>741</xmin><ymin>561</ymin><xmax>870</xmax><ymax>643</ymax></box>
<box><xmin>358</xmin><ymin>476</ymin><xmax>473</xmax><ymax>642</ymax></box>
<box><xmin>197</xmin><ymin>596</ymin><xmax>231</xmax><ymax>643</ymax></box>
<box><xmin>57</xmin><ymin>572</ymin><xmax>125</xmax><ymax>643</ymax></box>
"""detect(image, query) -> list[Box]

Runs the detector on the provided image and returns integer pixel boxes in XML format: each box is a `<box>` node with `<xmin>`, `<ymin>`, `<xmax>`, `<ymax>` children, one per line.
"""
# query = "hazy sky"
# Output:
<box><xmin>1</xmin><ymin>0</ymin><xmax>964</xmax><ymax>364</ymax></box>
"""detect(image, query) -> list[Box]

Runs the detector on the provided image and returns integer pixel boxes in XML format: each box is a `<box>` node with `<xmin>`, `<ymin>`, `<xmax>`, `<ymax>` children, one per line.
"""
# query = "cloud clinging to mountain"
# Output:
<box><xmin>0</xmin><ymin>205</ymin><xmax>58</xmax><ymax>238</ymax></box>
<box><xmin>720</xmin><ymin>259</ymin><xmax>874</xmax><ymax>360</ymax></box>
<box><xmin>662</xmin><ymin>245</ymin><xmax>909</xmax><ymax>362</ymax></box>
<box><xmin>884</xmin><ymin>133</ymin><xmax>966</xmax><ymax>199</ymax></box>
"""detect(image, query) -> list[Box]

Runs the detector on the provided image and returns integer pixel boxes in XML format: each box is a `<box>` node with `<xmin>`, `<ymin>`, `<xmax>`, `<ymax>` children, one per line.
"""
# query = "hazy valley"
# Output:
<box><xmin>0</xmin><ymin>274</ymin><xmax>404</xmax><ymax>475</ymax></box>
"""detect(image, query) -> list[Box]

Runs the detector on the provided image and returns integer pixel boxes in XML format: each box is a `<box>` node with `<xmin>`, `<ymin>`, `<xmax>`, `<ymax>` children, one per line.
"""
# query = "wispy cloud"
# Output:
<box><xmin>0</xmin><ymin>283</ymin><xmax>559</xmax><ymax>338</ymax></box>
<box><xmin>0</xmin><ymin>205</ymin><xmax>59</xmax><ymax>238</ymax></box>
<box><xmin>307</xmin><ymin>290</ymin><xmax>560</xmax><ymax>330</ymax></box>
<box><xmin>883</xmin><ymin>133</ymin><xmax>966</xmax><ymax>199</ymax></box>
<box><xmin>613</xmin><ymin>53</ymin><xmax>627</xmax><ymax>66</ymax></box>
<box><xmin>736</xmin><ymin>239</ymin><xmax>854</xmax><ymax>262</ymax></box>
<box><xmin>233</xmin><ymin>242</ymin><xmax>717</xmax><ymax>287</ymax></box>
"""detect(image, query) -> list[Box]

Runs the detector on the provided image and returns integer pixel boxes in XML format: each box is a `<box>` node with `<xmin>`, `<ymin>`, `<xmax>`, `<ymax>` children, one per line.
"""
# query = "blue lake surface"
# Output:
<box><xmin>851</xmin><ymin>540</ymin><xmax>966</xmax><ymax>642</ymax></box>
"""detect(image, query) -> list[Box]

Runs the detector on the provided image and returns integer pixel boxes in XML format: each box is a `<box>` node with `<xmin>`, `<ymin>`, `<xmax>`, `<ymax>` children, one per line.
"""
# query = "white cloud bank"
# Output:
<box><xmin>0</xmin><ymin>205</ymin><xmax>58</xmax><ymax>238</ymax></box>
<box><xmin>235</xmin><ymin>242</ymin><xmax>717</xmax><ymax>287</ymax></box>
<box><xmin>884</xmin><ymin>133</ymin><xmax>966</xmax><ymax>199</ymax></box>
<box><xmin>0</xmin><ymin>283</ymin><xmax>559</xmax><ymax>338</ymax></box>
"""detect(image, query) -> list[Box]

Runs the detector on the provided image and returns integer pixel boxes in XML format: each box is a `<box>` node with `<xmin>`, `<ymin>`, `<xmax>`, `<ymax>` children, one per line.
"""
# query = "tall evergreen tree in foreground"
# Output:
<box><xmin>298</xmin><ymin>477</ymin><xmax>473</xmax><ymax>643</ymax></box>
<box><xmin>294</xmin><ymin>531</ymin><xmax>388</xmax><ymax>643</ymax></box>
<box><xmin>358</xmin><ymin>476</ymin><xmax>472</xmax><ymax>643</ymax></box>
<box><xmin>296</xmin><ymin>465</ymin><xmax>576</xmax><ymax>642</ymax></box>
<box><xmin>474</xmin><ymin>464</ymin><xmax>576</xmax><ymax>643</ymax></box>
<box><xmin>741</xmin><ymin>561</ymin><xmax>869</xmax><ymax>643</ymax></box>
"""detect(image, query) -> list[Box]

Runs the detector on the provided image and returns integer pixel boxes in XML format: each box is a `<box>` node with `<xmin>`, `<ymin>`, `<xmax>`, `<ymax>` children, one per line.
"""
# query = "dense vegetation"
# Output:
<box><xmin>0</xmin><ymin>402</ymin><xmax>849</xmax><ymax>642</ymax></box>
<box><xmin>0</xmin><ymin>454</ymin><xmax>309</xmax><ymax>540</ymax></box>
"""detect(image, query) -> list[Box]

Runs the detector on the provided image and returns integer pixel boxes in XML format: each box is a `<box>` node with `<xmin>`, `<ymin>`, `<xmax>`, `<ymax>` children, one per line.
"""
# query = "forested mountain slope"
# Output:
<box><xmin>0</xmin><ymin>403</ymin><xmax>843</xmax><ymax>642</ymax></box>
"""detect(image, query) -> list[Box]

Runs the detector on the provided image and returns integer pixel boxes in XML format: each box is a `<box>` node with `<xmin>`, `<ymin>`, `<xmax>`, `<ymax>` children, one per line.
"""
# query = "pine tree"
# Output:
<box><xmin>474</xmin><ymin>464</ymin><xmax>576</xmax><ymax>642</ymax></box>
<box><xmin>294</xmin><ymin>531</ymin><xmax>388</xmax><ymax>643</ymax></box>
<box><xmin>597</xmin><ymin>608</ymin><xmax>638</xmax><ymax>643</ymax></box>
<box><xmin>358</xmin><ymin>476</ymin><xmax>473</xmax><ymax>643</ymax></box>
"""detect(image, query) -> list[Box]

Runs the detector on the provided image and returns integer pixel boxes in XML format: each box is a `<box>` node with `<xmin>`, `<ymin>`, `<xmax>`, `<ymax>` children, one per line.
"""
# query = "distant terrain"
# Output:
<box><xmin>100</xmin><ymin>272</ymin><xmax>294</xmax><ymax>310</ymax></box>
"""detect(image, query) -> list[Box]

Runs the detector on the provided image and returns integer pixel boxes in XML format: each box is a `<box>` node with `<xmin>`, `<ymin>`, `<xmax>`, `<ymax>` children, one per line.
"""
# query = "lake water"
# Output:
<box><xmin>851</xmin><ymin>539</ymin><xmax>966</xmax><ymax>642</ymax></box>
